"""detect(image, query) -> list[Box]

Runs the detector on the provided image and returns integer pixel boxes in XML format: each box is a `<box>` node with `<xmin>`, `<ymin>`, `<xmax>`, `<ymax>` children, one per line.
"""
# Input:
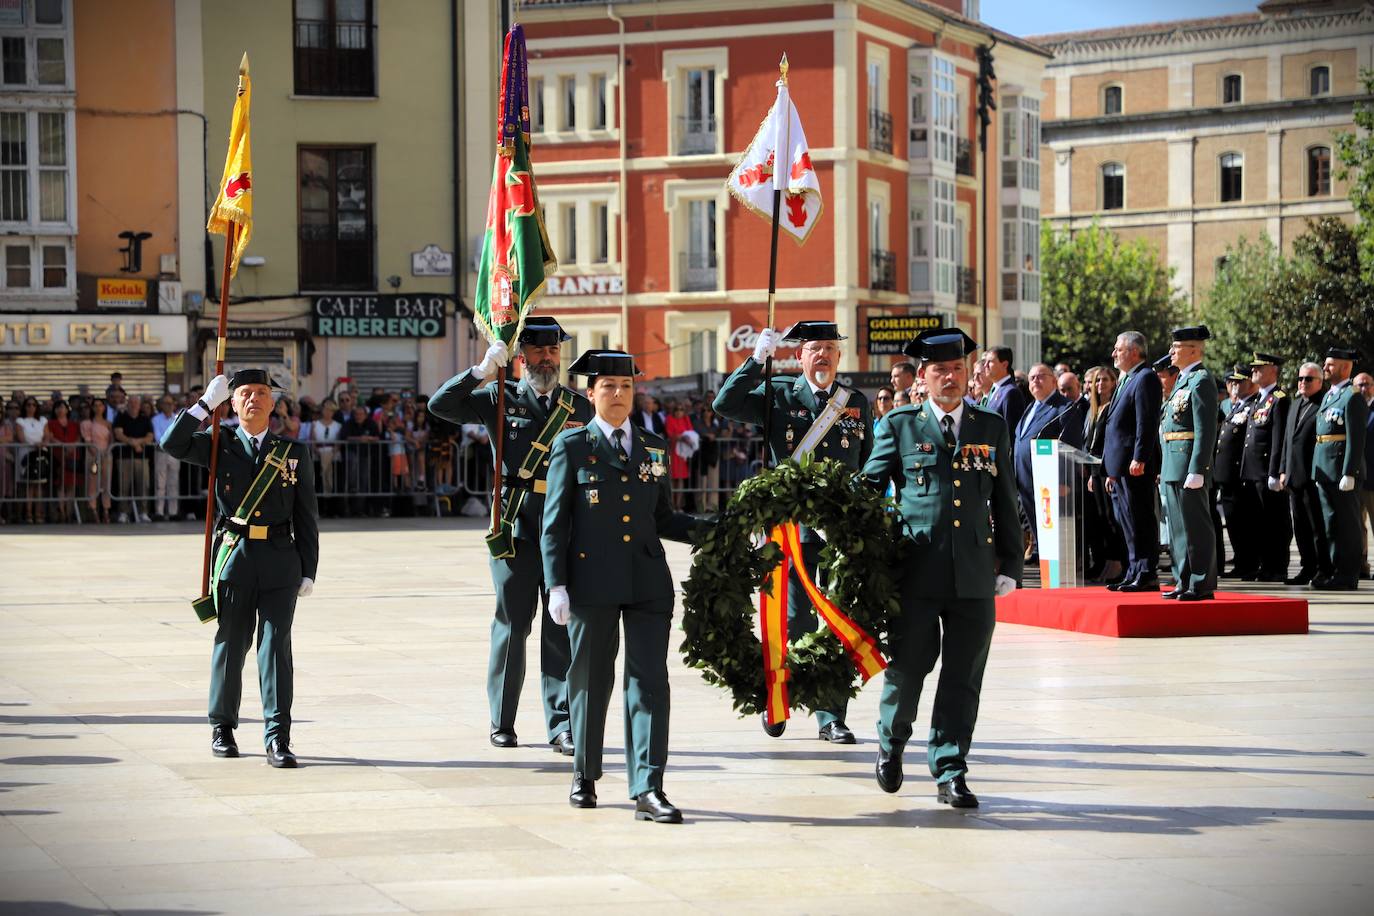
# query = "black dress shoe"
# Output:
<box><xmin>1240</xmin><ymin>574</ymin><xmax>1259</xmax><ymax>582</ymax></box>
<box><xmin>1284</xmin><ymin>569</ymin><xmax>1315</xmax><ymax>586</ymax></box>
<box><xmin>1118</xmin><ymin>576</ymin><xmax>1160</xmax><ymax>593</ymax></box>
<box><xmin>1176</xmin><ymin>590</ymin><xmax>1214</xmax><ymax>602</ymax></box>
<box><xmin>266</xmin><ymin>739</ymin><xmax>297</xmax><ymax>768</ymax></box>
<box><xmin>936</xmin><ymin>775</ymin><xmax>979</xmax><ymax>808</ymax></box>
<box><xmin>875</xmin><ymin>748</ymin><xmax>904</xmax><ymax>794</ymax></box>
<box><xmin>1257</xmin><ymin>572</ymin><xmax>1288</xmax><ymax>583</ymax></box>
<box><xmin>634</xmin><ymin>788</ymin><xmax>683</xmax><ymax>823</ymax></box>
<box><xmin>1312</xmin><ymin>577</ymin><xmax>1358</xmax><ymax>591</ymax></box>
<box><xmin>569</xmin><ymin>773</ymin><xmax>597</xmax><ymax>809</ymax></box>
<box><xmin>818</xmin><ymin>722</ymin><xmax>856</xmax><ymax>744</ymax></box>
<box><xmin>761</xmin><ymin>712</ymin><xmax>786</xmax><ymax>738</ymax></box>
<box><xmin>489</xmin><ymin>727</ymin><xmax>518</xmax><ymax>748</ymax></box>
<box><xmin>211</xmin><ymin>725</ymin><xmax>239</xmax><ymax>758</ymax></box>
<box><xmin>549</xmin><ymin>730</ymin><xmax>575</xmax><ymax>756</ymax></box>
<box><xmin>1105</xmin><ymin>577</ymin><xmax>1129</xmax><ymax>592</ymax></box>
<box><xmin>1160</xmin><ymin>588</ymin><xmax>1181</xmax><ymax>599</ymax></box>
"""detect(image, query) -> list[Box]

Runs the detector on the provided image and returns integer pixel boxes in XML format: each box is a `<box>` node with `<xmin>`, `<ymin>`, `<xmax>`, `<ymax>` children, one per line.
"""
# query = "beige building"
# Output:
<box><xmin>1036</xmin><ymin>0</ymin><xmax>1374</xmax><ymax>304</ymax></box>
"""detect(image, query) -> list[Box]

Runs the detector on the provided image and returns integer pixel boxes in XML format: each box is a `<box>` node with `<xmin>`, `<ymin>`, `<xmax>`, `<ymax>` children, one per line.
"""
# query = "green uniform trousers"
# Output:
<box><xmin>209</xmin><ymin>581</ymin><xmax>296</xmax><ymax>746</ymax></box>
<box><xmin>876</xmin><ymin>594</ymin><xmax>995</xmax><ymax>783</ymax></box>
<box><xmin>488</xmin><ymin>539</ymin><xmax>571</xmax><ymax>740</ymax></box>
<box><xmin>790</xmin><ymin>535</ymin><xmax>847</xmax><ymax>728</ymax></box>
<box><xmin>567</xmin><ymin>599</ymin><xmax>672</xmax><ymax>799</ymax></box>
<box><xmin>1315</xmin><ymin>482</ymin><xmax>1362</xmax><ymax>581</ymax></box>
<box><xmin>1162</xmin><ymin>482</ymin><xmax>1217</xmax><ymax>594</ymax></box>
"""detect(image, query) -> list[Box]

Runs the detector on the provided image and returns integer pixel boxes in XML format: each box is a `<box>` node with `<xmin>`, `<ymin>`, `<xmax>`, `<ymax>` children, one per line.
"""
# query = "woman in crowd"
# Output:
<box><xmin>15</xmin><ymin>397</ymin><xmax>47</xmax><ymax>523</ymax></box>
<box><xmin>405</xmin><ymin>400</ymin><xmax>430</xmax><ymax>490</ymax></box>
<box><xmin>1083</xmin><ymin>365</ymin><xmax>1126</xmax><ymax>583</ymax></box>
<box><xmin>311</xmin><ymin>399</ymin><xmax>342</xmax><ymax>515</ymax></box>
<box><xmin>271</xmin><ymin>396</ymin><xmax>302</xmax><ymax>440</ymax></box>
<box><xmin>0</xmin><ymin>401</ymin><xmax>18</xmax><ymax>523</ymax></box>
<box><xmin>44</xmin><ymin>400</ymin><xmax>81</xmax><ymax>523</ymax></box>
<box><xmin>664</xmin><ymin>398</ymin><xmax>695</xmax><ymax>510</ymax></box>
<box><xmin>694</xmin><ymin>403</ymin><xmax>726</xmax><ymax>512</ymax></box>
<box><xmin>81</xmin><ymin>397</ymin><xmax>114</xmax><ymax>524</ymax></box>
<box><xmin>297</xmin><ymin>401</ymin><xmax>317</xmax><ymax>444</ymax></box>
<box><xmin>874</xmin><ymin>386</ymin><xmax>895</xmax><ymax>419</ymax></box>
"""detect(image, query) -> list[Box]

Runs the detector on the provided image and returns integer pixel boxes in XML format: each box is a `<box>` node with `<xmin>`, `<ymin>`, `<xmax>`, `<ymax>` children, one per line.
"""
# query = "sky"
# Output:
<box><xmin>981</xmin><ymin>0</ymin><xmax>1261</xmax><ymax>39</ymax></box>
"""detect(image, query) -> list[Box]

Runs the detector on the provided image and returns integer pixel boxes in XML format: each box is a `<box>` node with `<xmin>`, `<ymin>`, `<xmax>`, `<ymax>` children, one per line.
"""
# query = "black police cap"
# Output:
<box><xmin>780</xmin><ymin>320</ymin><xmax>846</xmax><ymax>343</ymax></box>
<box><xmin>1225</xmin><ymin>367</ymin><xmax>1248</xmax><ymax>382</ymax></box>
<box><xmin>1247</xmin><ymin>351</ymin><xmax>1284</xmax><ymax>368</ymax></box>
<box><xmin>1171</xmin><ymin>324</ymin><xmax>1211</xmax><ymax>342</ymax></box>
<box><xmin>1326</xmin><ymin>346</ymin><xmax>1361</xmax><ymax>362</ymax></box>
<box><xmin>566</xmin><ymin>349</ymin><xmax>640</xmax><ymax>378</ymax></box>
<box><xmin>903</xmin><ymin>327</ymin><xmax>978</xmax><ymax>363</ymax></box>
<box><xmin>518</xmin><ymin>316</ymin><xmax>572</xmax><ymax>346</ymax></box>
<box><xmin>227</xmin><ymin>369</ymin><xmax>281</xmax><ymax>390</ymax></box>
<box><xmin>1152</xmin><ymin>354</ymin><xmax>1179</xmax><ymax>375</ymax></box>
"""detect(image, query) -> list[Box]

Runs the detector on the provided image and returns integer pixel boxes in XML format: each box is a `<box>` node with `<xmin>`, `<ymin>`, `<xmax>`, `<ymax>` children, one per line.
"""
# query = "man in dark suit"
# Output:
<box><xmin>1216</xmin><ymin>368</ymin><xmax>1260</xmax><ymax>579</ymax></box>
<box><xmin>1280</xmin><ymin>362</ymin><xmax>1329</xmax><ymax>585</ymax></box>
<box><xmin>632</xmin><ymin>393</ymin><xmax>666</xmax><ymax>435</ymax></box>
<box><xmin>1014</xmin><ymin>364</ymin><xmax>1084</xmax><ymax>562</ymax></box>
<box><xmin>1356</xmin><ymin>372</ymin><xmax>1374</xmax><ymax>579</ymax></box>
<box><xmin>979</xmin><ymin>346</ymin><xmax>1029</xmax><ymax>438</ymax></box>
<box><xmin>1241</xmin><ymin>353</ymin><xmax>1292</xmax><ymax>581</ymax></box>
<box><xmin>1102</xmin><ymin>331</ymin><xmax>1164</xmax><ymax>592</ymax></box>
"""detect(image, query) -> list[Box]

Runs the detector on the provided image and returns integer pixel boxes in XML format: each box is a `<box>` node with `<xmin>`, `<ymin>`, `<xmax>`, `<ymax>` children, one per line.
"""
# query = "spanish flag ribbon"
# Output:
<box><xmin>779</xmin><ymin>522</ymin><xmax>887</xmax><ymax>683</ymax></box>
<box><xmin>207</xmin><ymin>53</ymin><xmax>253</xmax><ymax>279</ymax></box>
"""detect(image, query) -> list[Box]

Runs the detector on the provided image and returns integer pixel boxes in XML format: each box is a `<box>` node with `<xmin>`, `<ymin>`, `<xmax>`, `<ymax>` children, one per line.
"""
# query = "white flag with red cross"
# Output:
<box><xmin>727</xmin><ymin>71</ymin><xmax>822</xmax><ymax>245</ymax></box>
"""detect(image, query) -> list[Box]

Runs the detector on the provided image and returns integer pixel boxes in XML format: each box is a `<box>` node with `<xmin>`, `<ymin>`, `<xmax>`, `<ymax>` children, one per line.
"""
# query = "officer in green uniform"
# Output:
<box><xmin>429</xmin><ymin>317</ymin><xmax>593</xmax><ymax>753</ymax></box>
<box><xmin>862</xmin><ymin>328</ymin><xmax>1021</xmax><ymax>809</ymax></box>
<box><xmin>1312</xmin><ymin>346</ymin><xmax>1368</xmax><ymax>590</ymax></box>
<box><xmin>541</xmin><ymin>350</ymin><xmax>707</xmax><ymax>823</ymax></box>
<box><xmin>713</xmin><ymin>320</ymin><xmax>873</xmax><ymax>743</ymax></box>
<box><xmin>160</xmin><ymin>369</ymin><xmax>319</xmax><ymax>768</ymax></box>
<box><xmin>1242</xmin><ymin>352</ymin><xmax>1292</xmax><ymax>581</ymax></box>
<box><xmin>1159</xmin><ymin>325</ymin><xmax>1219</xmax><ymax>601</ymax></box>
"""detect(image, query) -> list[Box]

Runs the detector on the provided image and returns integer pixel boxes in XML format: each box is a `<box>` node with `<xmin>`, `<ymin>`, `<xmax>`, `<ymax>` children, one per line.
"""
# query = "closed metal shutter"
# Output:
<box><xmin>347</xmin><ymin>360</ymin><xmax>418</xmax><ymax>397</ymax></box>
<box><xmin>0</xmin><ymin>354</ymin><xmax>166</xmax><ymax>399</ymax></box>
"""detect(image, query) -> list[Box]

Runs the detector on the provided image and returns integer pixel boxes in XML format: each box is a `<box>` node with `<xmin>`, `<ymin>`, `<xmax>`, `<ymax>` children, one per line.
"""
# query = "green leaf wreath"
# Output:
<box><xmin>681</xmin><ymin>457</ymin><xmax>907</xmax><ymax>717</ymax></box>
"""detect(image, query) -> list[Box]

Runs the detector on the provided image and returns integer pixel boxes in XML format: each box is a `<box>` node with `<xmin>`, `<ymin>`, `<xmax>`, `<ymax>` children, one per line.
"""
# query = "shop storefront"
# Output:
<box><xmin>0</xmin><ymin>314</ymin><xmax>190</xmax><ymax>397</ymax></box>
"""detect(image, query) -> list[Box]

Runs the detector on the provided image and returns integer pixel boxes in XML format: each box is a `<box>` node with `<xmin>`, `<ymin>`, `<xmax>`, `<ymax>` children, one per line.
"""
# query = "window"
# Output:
<box><xmin>1000</xmin><ymin>95</ymin><xmax>1039</xmax><ymax>190</ymax></box>
<box><xmin>0</xmin><ymin>109</ymin><xmax>69</xmax><ymax>226</ymax></box>
<box><xmin>681</xmin><ymin>67</ymin><xmax>716</xmax><ymax>154</ymax></box>
<box><xmin>1307</xmin><ymin>146</ymin><xmax>1331</xmax><ymax>196</ymax></box>
<box><xmin>592</xmin><ymin>74</ymin><xmax>608</xmax><ymax>130</ymax></box>
<box><xmin>664</xmin><ymin>179</ymin><xmax>725</xmax><ymax>293</ymax></box>
<box><xmin>869</xmin><ymin>188</ymin><xmax>894</xmax><ymax>291</ymax></box>
<box><xmin>1222</xmin><ymin>74</ymin><xmax>1241</xmax><ymax>104</ymax></box>
<box><xmin>4</xmin><ymin>242</ymin><xmax>28</xmax><ymax>286</ymax></box>
<box><xmin>293</xmin><ymin>0</ymin><xmax>375</xmax><ymax>97</ymax></box>
<box><xmin>908</xmin><ymin>52</ymin><xmax>956</xmax><ymax>166</ymax></box>
<box><xmin>1103</xmin><ymin>84</ymin><xmax>1122</xmax><ymax>115</ymax></box>
<box><xmin>298</xmin><ymin>146</ymin><xmax>373</xmax><ymax>290</ymax></box>
<box><xmin>1101</xmin><ymin>162</ymin><xmax>1124</xmax><ymax>210</ymax></box>
<box><xmin>1309</xmin><ymin>65</ymin><xmax>1330</xmax><ymax>97</ymax></box>
<box><xmin>563</xmin><ymin>205</ymin><xmax>577</xmax><ymax>263</ymax></box>
<box><xmin>561</xmin><ymin>76</ymin><xmax>576</xmax><ymax>131</ymax></box>
<box><xmin>541</xmin><ymin>184</ymin><xmax>620</xmax><ymax>270</ymax></box>
<box><xmin>593</xmin><ymin>203</ymin><xmax>609</xmax><ymax>263</ymax></box>
<box><xmin>40</xmin><ymin>240</ymin><xmax>63</xmax><ymax>287</ymax></box>
<box><xmin>1219</xmin><ymin>152</ymin><xmax>1243</xmax><ymax>203</ymax></box>
<box><xmin>683</xmin><ymin>198</ymin><xmax>717</xmax><ymax>291</ymax></box>
<box><xmin>0</xmin><ymin>1</ymin><xmax>68</xmax><ymax>89</ymax></box>
<box><xmin>1</xmin><ymin>237</ymin><xmax>69</xmax><ymax>291</ymax></box>
<box><xmin>868</xmin><ymin>55</ymin><xmax>892</xmax><ymax>155</ymax></box>
<box><xmin>531</xmin><ymin>78</ymin><xmax>544</xmax><ymax>132</ymax></box>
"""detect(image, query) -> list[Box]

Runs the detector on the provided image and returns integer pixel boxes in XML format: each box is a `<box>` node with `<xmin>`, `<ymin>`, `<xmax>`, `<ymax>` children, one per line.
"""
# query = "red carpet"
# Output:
<box><xmin>995</xmin><ymin>587</ymin><xmax>1309</xmax><ymax>638</ymax></box>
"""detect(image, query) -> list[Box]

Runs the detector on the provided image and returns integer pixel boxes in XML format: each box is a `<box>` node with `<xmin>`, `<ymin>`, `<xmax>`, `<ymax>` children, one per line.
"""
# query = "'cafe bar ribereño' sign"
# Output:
<box><xmin>311</xmin><ymin>294</ymin><xmax>448</xmax><ymax>338</ymax></box>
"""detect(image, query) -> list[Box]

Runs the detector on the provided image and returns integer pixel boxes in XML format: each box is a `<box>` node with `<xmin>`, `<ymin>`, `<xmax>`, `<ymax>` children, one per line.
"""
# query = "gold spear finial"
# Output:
<box><xmin>237</xmin><ymin>52</ymin><xmax>250</xmax><ymax>95</ymax></box>
<box><xmin>779</xmin><ymin>52</ymin><xmax>789</xmax><ymax>85</ymax></box>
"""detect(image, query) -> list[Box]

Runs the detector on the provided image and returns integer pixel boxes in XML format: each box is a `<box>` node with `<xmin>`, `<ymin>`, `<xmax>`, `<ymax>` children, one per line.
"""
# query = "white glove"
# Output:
<box><xmin>1267</xmin><ymin>476</ymin><xmax>1282</xmax><ymax>492</ymax></box>
<box><xmin>994</xmin><ymin>575</ymin><xmax>1017</xmax><ymax>597</ymax></box>
<box><xmin>752</xmin><ymin>327</ymin><xmax>781</xmax><ymax>363</ymax></box>
<box><xmin>298</xmin><ymin>577</ymin><xmax>314</xmax><ymax>598</ymax></box>
<box><xmin>475</xmin><ymin>340</ymin><xmax>510</xmax><ymax>378</ymax></box>
<box><xmin>202</xmin><ymin>374</ymin><xmax>230</xmax><ymax>409</ymax></box>
<box><xmin>547</xmin><ymin>585</ymin><xmax>570</xmax><ymax>625</ymax></box>
<box><xmin>1339</xmin><ymin>475</ymin><xmax>1356</xmax><ymax>492</ymax></box>
<box><xmin>1183</xmin><ymin>473</ymin><xmax>1204</xmax><ymax>490</ymax></box>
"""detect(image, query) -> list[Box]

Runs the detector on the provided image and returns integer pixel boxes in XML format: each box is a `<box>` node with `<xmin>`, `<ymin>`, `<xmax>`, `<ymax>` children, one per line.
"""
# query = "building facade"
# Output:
<box><xmin>1037</xmin><ymin>0</ymin><xmax>1374</xmax><ymax>305</ymax></box>
<box><xmin>518</xmin><ymin>0</ymin><xmax>1049</xmax><ymax>381</ymax></box>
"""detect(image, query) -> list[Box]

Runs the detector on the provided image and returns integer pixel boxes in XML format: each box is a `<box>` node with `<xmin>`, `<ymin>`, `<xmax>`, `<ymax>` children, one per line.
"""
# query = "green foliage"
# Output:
<box><xmin>1040</xmin><ymin>220</ymin><xmax>1189</xmax><ymax>370</ymax></box>
<box><xmin>1196</xmin><ymin>234</ymin><xmax>1287</xmax><ymax>374</ymax></box>
<box><xmin>1333</xmin><ymin>68</ymin><xmax>1374</xmax><ymax>284</ymax></box>
<box><xmin>680</xmin><ymin>458</ymin><xmax>907</xmax><ymax>717</ymax></box>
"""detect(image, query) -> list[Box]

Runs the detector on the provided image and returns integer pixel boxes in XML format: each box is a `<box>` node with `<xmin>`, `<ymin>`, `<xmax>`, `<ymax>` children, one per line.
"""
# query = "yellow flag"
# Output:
<box><xmin>207</xmin><ymin>53</ymin><xmax>253</xmax><ymax>278</ymax></box>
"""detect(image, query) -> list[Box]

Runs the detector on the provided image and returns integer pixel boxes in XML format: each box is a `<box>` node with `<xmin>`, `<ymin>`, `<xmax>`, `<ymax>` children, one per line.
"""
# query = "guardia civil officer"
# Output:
<box><xmin>429</xmin><ymin>317</ymin><xmax>593</xmax><ymax>753</ymax></box>
<box><xmin>160</xmin><ymin>370</ymin><xmax>319</xmax><ymax>767</ymax></box>
<box><xmin>1311</xmin><ymin>346</ymin><xmax>1368</xmax><ymax>590</ymax></box>
<box><xmin>863</xmin><ymin>328</ymin><xmax>1022</xmax><ymax>809</ymax></box>
<box><xmin>1241</xmin><ymin>353</ymin><xmax>1292</xmax><ymax>581</ymax></box>
<box><xmin>1215</xmin><ymin>367</ymin><xmax>1260</xmax><ymax>579</ymax></box>
<box><xmin>713</xmin><ymin>320</ymin><xmax>873</xmax><ymax>743</ymax></box>
<box><xmin>1159</xmin><ymin>326</ymin><xmax>1219</xmax><ymax>601</ymax></box>
<box><xmin>541</xmin><ymin>350</ymin><xmax>708</xmax><ymax>823</ymax></box>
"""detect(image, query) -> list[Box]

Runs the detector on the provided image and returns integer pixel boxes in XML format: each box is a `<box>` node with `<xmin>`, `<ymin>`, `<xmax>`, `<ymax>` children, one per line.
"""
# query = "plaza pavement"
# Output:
<box><xmin>0</xmin><ymin>518</ymin><xmax>1371</xmax><ymax>915</ymax></box>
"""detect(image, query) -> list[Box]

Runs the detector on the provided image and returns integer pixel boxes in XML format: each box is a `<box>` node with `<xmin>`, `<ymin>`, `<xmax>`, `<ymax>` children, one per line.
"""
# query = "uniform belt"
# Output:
<box><xmin>220</xmin><ymin>519</ymin><xmax>292</xmax><ymax>540</ymax></box>
<box><xmin>504</xmin><ymin>477</ymin><xmax>548</xmax><ymax>495</ymax></box>
<box><xmin>1163</xmin><ymin>432</ymin><xmax>1195</xmax><ymax>441</ymax></box>
<box><xmin>1315</xmin><ymin>434</ymin><xmax>1346</xmax><ymax>443</ymax></box>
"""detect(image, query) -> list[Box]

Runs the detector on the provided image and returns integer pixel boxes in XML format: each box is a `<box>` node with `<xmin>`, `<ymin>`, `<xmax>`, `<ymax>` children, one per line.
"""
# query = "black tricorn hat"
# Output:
<box><xmin>904</xmin><ymin>327</ymin><xmax>978</xmax><ymax>363</ymax></box>
<box><xmin>1152</xmin><ymin>354</ymin><xmax>1179</xmax><ymax>375</ymax></box>
<box><xmin>567</xmin><ymin>349</ymin><xmax>640</xmax><ymax>379</ymax></box>
<box><xmin>1326</xmin><ymin>346</ymin><xmax>1361</xmax><ymax>362</ymax></box>
<box><xmin>518</xmin><ymin>316</ymin><xmax>572</xmax><ymax>346</ymax></box>
<box><xmin>1171</xmin><ymin>324</ymin><xmax>1211</xmax><ymax>342</ymax></box>
<box><xmin>1247</xmin><ymin>351</ymin><xmax>1284</xmax><ymax>368</ymax></box>
<box><xmin>780</xmin><ymin>320</ymin><xmax>846</xmax><ymax>343</ymax></box>
<box><xmin>227</xmin><ymin>369</ymin><xmax>282</xmax><ymax>390</ymax></box>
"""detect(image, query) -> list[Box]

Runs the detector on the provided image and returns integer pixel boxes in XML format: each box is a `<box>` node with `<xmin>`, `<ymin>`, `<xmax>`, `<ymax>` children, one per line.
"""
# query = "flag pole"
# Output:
<box><xmin>761</xmin><ymin>53</ymin><xmax>789</xmax><ymax>470</ymax></box>
<box><xmin>199</xmin><ymin>219</ymin><xmax>236</xmax><ymax>605</ymax></box>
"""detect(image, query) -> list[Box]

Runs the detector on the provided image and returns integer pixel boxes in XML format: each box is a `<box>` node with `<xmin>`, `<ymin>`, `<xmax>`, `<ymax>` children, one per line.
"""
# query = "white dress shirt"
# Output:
<box><xmin>928</xmin><ymin>399</ymin><xmax>965</xmax><ymax>440</ymax></box>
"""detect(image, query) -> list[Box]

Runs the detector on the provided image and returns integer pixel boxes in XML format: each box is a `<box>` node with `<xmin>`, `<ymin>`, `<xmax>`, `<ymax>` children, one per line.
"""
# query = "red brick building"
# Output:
<box><xmin>519</xmin><ymin>0</ymin><xmax>1049</xmax><ymax>380</ymax></box>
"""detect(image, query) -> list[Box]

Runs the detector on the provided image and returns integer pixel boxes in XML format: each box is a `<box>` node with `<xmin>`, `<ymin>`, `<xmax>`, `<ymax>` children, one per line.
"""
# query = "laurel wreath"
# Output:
<box><xmin>680</xmin><ymin>457</ymin><xmax>907</xmax><ymax>716</ymax></box>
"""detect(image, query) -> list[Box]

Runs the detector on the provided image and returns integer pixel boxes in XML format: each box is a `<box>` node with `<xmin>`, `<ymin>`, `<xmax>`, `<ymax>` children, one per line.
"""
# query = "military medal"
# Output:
<box><xmin>587</xmin><ymin>489</ymin><xmax>599</xmax><ymax>505</ymax></box>
<box><xmin>785</xmin><ymin>426</ymin><xmax>795</xmax><ymax>444</ymax></box>
<box><xmin>840</xmin><ymin>436</ymin><xmax>850</xmax><ymax>449</ymax></box>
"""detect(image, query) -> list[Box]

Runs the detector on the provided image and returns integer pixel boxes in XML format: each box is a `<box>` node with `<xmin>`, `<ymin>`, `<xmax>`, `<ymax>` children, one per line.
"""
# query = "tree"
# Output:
<box><xmin>1196</xmin><ymin>234</ymin><xmax>1287</xmax><ymax>374</ymax></box>
<box><xmin>1040</xmin><ymin>220</ymin><xmax>1188</xmax><ymax>371</ymax></box>
<box><xmin>1334</xmin><ymin>68</ymin><xmax>1374</xmax><ymax>284</ymax></box>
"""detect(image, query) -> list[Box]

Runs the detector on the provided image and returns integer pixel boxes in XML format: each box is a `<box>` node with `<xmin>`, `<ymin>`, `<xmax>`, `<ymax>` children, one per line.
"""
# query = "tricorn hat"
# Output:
<box><xmin>1171</xmin><ymin>324</ymin><xmax>1211</xmax><ymax>342</ymax></box>
<box><xmin>567</xmin><ymin>349</ymin><xmax>640</xmax><ymax>379</ymax></box>
<box><xmin>227</xmin><ymin>369</ymin><xmax>282</xmax><ymax>390</ymax></box>
<box><xmin>1326</xmin><ymin>346</ymin><xmax>1361</xmax><ymax>362</ymax></box>
<box><xmin>903</xmin><ymin>327</ymin><xmax>978</xmax><ymax>363</ymax></box>
<box><xmin>518</xmin><ymin>316</ymin><xmax>572</xmax><ymax>346</ymax></box>
<box><xmin>780</xmin><ymin>320</ymin><xmax>846</xmax><ymax>343</ymax></box>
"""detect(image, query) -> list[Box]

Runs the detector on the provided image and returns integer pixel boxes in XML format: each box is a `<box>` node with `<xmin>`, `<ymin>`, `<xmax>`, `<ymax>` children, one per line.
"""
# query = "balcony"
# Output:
<box><xmin>293</xmin><ymin>19</ymin><xmax>377</xmax><ymax>96</ymax></box>
<box><xmin>868</xmin><ymin>109</ymin><xmax>893</xmax><ymax>156</ymax></box>
<box><xmin>299</xmin><ymin>223</ymin><xmax>375</xmax><ymax>291</ymax></box>
<box><xmin>956</xmin><ymin>138</ymin><xmax>973</xmax><ymax>176</ymax></box>
<box><xmin>871</xmin><ymin>249</ymin><xmax>896</xmax><ymax>292</ymax></box>
<box><xmin>678</xmin><ymin>251</ymin><xmax>718</xmax><ymax>292</ymax></box>
<box><xmin>676</xmin><ymin>116</ymin><xmax>717</xmax><ymax>155</ymax></box>
<box><xmin>957</xmin><ymin>266</ymin><xmax>976</xmax><ymax>304</ymax></box>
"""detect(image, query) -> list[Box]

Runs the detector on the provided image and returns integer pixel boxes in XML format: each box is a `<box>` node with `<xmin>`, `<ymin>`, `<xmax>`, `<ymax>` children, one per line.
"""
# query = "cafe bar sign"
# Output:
<box><xmin>311</xmin><ymin>294</ymin><xmax>448</xmax><ymax>338</ymax></box>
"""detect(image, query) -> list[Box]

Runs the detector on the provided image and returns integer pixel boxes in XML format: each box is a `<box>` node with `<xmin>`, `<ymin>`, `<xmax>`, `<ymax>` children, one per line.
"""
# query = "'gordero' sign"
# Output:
<box><xmin>311</xmin><ymin>295</ymin><xmax>448</xmax><ymax>338</ymax></box>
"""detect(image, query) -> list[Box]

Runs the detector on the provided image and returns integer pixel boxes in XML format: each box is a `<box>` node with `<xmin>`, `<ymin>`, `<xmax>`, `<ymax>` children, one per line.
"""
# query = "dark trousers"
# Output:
<box><xmin>1251</xmin><ymin>480</ymin><xmax>1293</xmax><ymax>575</ymax></box>
<box><xmin>1217</xmin><ymin>480</ymin><xmax>1261</xmax><ymax>573</ymax></box>
<box><xmin>1016</xmin><ymin>480</ymin><xmax>1039</xmax><ymax>560</ymax></box>
<box><xmin>487</xmin><ymin>538</ymin><xmax>571</xmax><ymax>739</ymax></box>
<box><xmin>1085</xmin><ymin>475</ymin><xmax>1125</xmax><ymax>576</ymax></box>
<box><xmin>1109</xmin><ymin>473</ymin><xmax>1159</xmax><ymax>580</ymax></box>
<box><xmin>209</xmin><ymin>581</ymin><xmax>297</xmax><ymax>745</ymax></box>
<box><xmin>1290</xmin><ymin>482</ymin><xmax>1332</xmax><ymax>577</ymax></box>
<box><xmin>1163</xmin><ymin>482</ymin><xmax>1217</xmax><ymax>594</ymax></box>
<box><xmin>1316</xmin><ymin>482</ymin><xmax>1363</xmax><ymax>583</ymax></box>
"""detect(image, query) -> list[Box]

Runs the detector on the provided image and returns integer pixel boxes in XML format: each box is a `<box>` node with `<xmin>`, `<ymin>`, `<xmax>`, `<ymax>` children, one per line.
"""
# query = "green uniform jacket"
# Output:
<box><xmin>541</xmin><ymin>423</ymin><xmax>703</xmax><ymax>608</ymax></box>
<box><xmin>1314</xmin><ymin>380</ymin><xmax>1369</xmax><ymax>484</ymax></box>
<box><xmin>160</xmin><ymin>412</ymin><xmax>319</xmax><ymax>589</ymax></box>
<box><xmin>713</xmin><ymin>357</ymin><xmax>873</xmax><ymax>469</ymax></box>
<box><xmin>863</xmin><ymin>404</ymin><xmax>1022</xmax><ymax>598</ymax></box>
<box><xmin>429</xmin><ymin>369</ymin><xmax>594</xmax><ymax>541</ymax></box>
<box><xmin>1160</xmin><ymin>365</ymin><xmax>1219</xmax><ymax>484</ymax></box>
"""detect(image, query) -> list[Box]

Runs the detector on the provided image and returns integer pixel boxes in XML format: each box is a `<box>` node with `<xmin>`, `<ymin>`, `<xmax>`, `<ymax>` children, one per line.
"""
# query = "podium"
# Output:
<box><xmin>1028</xmin><ymin>439</ymin><xmax>1099</xmax><ymax>588</ymax></box>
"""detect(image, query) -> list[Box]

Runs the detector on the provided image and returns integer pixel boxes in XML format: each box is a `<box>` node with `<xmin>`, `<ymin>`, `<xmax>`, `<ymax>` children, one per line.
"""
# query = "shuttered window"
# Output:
<box><xmin>346</xmin><ymin>360</ymin><xmax>416</xmax><ymax>396</ymax></box>
<box><xmin>0</xmin><ymin>353</ymin><xmax>165</xmax><ymax>398</ymax></box>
